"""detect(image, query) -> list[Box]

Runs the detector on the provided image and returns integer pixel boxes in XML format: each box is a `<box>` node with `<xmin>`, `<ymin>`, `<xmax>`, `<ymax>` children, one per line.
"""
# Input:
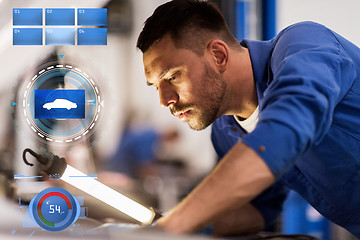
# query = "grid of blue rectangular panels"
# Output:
<box><xmin>78</xmin><ymin>8</ymin><xmax>107</xmax><ymax>26</ymax></box>
<box><xmin>13</xmin><ymin>8</ymin><xmax>107</xmax><ymax>45</ymax></box>
<box><xmin>45</xmin><ymin>28</ymin><xmax>75</xmax><ymax>45</ymax></box>
<box><xmin>45</xmin><ymin>8</ymin><xmax>75</xmax><ymax>26</ymax></box>
<box><xmin>13</xmin><ymin>8</ymin><xmax>42</xmax><ymax>26</ymax></box>
<box><xmin>78</xmin><ymin>28</ymin><xmax>107</xmax><ymax>45</ymax></box>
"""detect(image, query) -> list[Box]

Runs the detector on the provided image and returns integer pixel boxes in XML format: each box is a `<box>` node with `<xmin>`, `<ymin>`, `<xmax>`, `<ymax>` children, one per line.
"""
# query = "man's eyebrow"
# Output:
<box><xmin>158</xmin><ymin>68</ymin><xmax>170</xmax><ymax>79</ymax></box>
<box><xmin>146</xmin><ymin>68</ymin><xmax>171</xmax><ymax>87</ymax></box>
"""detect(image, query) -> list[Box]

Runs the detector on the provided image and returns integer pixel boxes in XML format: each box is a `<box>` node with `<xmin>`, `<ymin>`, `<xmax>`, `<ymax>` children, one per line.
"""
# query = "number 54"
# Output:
<box><xmin>49</xmin><ymin>204</ymin><xmax>61</xmax><ymax>213</ymax></box>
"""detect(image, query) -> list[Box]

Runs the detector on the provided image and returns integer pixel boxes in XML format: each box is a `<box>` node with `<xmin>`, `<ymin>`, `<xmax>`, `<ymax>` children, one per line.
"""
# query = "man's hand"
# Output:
<box><xmin>212</xmin><ymin>203</ymin><xmax>264</xmax><ymax>236</ymax></box>
<box><xmin>156</xmin><ymin>142</ymin><xmax>275</xmax><ymax>234</ymax></box>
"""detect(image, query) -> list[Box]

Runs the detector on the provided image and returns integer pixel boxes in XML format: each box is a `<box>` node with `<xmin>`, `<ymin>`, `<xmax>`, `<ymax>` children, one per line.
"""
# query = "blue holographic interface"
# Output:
<box><xmin>13</xmin><ymin>8</ymin><xmax>107</xmax><ymax>46</ymax></box>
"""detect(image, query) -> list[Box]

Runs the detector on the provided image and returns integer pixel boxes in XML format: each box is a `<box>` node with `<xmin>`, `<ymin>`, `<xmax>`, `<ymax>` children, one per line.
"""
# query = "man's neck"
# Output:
<box><xmin>222</xmin><ymin>47</ymin><xmax>258</xmax><ymax>118</ymax></box>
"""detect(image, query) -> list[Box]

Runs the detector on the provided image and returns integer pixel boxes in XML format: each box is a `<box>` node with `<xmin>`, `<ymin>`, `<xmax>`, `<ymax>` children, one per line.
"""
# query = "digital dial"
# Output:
<box><xmin>29</xmin><ymin>187</ymin><xmax>80</xmax><ymax>232</ymax></box>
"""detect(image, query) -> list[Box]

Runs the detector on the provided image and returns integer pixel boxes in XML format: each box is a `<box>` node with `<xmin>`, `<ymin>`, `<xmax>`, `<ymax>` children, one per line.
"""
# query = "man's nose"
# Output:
<box><xmin>158</xmin><ymin>82</ymin><xmax>179</xmax><ymax>108</ymax></box>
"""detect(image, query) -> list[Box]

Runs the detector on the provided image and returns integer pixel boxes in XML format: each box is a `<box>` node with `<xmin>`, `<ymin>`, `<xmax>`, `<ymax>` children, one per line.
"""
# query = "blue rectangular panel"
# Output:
<box><xmin>13</xmin><ymin>28</ymin><xmax>42</xmax><ymax>45</ymax></box>
<box><xmin>45</xmin><ymin>28</ymin><xmax>75</xmax><ymax>45</ymax></box>
<box><xmin>77</xmin><ymin>28</ymin><xmax>107</xmax><ymax>45</ymax></box>
<box><xmin>78</xmin><ymin>8</ymin><xmax>107</xmax><ymax>26</ymax></box>
<box><xmin>13</xmin><ymin>8</ymin><xmax>42</xmax><ymax>26</ymax></box>
<box><xmin>45</xmin><ymin>8</ymin><xmax>75</xmax><ymax>26</ymax></box>
<box><xmin>35</xmin><ymin>90</ymin><xmax>85</xmax><ymax>119</ymax></box>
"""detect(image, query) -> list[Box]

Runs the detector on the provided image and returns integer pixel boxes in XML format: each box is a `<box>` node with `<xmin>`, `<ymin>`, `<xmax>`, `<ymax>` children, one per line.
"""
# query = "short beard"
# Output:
<box><xmin>185</xmin><ymin>62</ymin><xmax>226</xmax><ymax>131</ymax></box>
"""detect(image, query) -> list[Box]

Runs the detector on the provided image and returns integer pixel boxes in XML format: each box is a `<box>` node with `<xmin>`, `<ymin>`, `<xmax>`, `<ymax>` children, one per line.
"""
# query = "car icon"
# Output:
<box><xmin>43</xmin><ymin>99</ymin><xmax>77</xmax><ymax>110</ymax></box>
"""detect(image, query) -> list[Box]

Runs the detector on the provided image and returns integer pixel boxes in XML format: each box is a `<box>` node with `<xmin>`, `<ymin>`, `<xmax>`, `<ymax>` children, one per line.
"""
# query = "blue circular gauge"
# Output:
<box><xmin>29</xmin><ymin>187</ymin><xmax>80</xmax><ymax>232</ymax></box>
<box><xmin>19</xmin><ymin>62</ymin><xmax>103</xmax><ymax>144</ymax></box>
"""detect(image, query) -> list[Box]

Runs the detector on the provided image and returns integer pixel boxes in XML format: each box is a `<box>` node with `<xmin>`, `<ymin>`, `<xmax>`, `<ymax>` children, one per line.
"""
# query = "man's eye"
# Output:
<box><xmin>168</xmin><ymin>71</ymin><xmax>181</xmax><ymax>82</ymax></box>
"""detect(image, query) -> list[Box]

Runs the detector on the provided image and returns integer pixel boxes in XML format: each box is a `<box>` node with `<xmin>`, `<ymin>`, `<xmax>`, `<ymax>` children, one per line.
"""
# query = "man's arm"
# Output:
<box><xmin>212</xmin><ymin>203</ymin><xmax>264</xmax><ymax>236</ymax></box>
<box><xmin>156</xmin><ymin>142</ymin><xmax>275</xmax><ymax>234</ymax></box>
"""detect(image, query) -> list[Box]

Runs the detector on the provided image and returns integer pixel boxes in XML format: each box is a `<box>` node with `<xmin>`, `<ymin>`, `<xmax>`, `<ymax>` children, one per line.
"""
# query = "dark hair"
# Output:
<box><xmin>137</xmin><ymin>0</ymin><xmax>237</xmax><ymax>55</ymax></box>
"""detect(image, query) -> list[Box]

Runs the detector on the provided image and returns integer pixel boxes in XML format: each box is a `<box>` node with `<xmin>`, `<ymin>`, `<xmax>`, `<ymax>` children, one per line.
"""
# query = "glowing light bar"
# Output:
<box><xmin>60</xmin><ymin>165</ymin><xmax>155</xmax><ymax>225</ymax></box>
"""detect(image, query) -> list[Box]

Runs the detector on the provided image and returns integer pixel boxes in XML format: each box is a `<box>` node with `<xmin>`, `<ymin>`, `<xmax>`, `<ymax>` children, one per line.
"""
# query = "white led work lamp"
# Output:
<box><xmin>22</xmin><ymin>148</ymin><xmax>161</xmax><ymax>225</ymax></box>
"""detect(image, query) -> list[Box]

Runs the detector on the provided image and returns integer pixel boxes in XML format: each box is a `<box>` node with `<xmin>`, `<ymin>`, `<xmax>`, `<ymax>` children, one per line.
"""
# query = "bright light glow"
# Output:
<box><xmin>61</xmin><ymin>165</ymin><xmax>155</xmax><ymax>225</ymax></box>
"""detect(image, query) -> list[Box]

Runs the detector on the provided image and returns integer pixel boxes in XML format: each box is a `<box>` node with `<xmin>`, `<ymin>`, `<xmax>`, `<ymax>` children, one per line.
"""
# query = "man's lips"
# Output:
<box><xmin>174</xmin><ymin>110</ymin><xmax>191</xmax><ymax>121</ymax></box>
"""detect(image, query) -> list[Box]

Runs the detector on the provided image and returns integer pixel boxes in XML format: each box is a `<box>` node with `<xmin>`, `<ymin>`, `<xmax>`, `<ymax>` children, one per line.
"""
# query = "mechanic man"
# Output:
<box><xmin>136</xmin><ymin>0</ymin><xmax>360</xmax><ymax>237</ymax></box>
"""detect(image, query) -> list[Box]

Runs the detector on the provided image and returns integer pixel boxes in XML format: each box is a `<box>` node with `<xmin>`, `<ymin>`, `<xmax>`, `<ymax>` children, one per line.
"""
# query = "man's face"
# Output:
<box><xmin>143</xmin><ymin>35</ymin><xmax>226</xmax><ymax>130</ymax></box>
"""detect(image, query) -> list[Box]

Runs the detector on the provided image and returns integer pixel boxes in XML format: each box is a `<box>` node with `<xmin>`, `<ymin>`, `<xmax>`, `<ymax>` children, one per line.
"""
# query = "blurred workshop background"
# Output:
<box><xmin>0</xmin><ymin>0</ymin><xmax>359</xmax><ymax>239</ymax></box>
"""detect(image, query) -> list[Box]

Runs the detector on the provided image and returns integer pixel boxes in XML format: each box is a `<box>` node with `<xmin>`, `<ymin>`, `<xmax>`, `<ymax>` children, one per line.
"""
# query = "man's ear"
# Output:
<box><xmin>207</xmin><ymin>40</ymin><xmax>229</xmax><ymax>73</ymax></box>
